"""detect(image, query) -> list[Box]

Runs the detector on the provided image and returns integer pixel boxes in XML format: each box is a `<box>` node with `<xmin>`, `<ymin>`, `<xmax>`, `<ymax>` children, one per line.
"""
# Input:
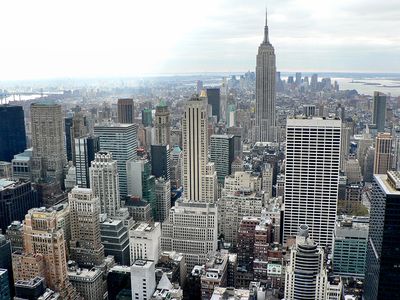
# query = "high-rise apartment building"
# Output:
<box><xmin>74</xmin><ymin>135</ymin><xmax>100</xmax><ymax>188</ymax></box>
<box><xmin>206</xmin><ymin>88</ymin><xmax>221</xmax><ymax>121</ymax></box>
<box><xmin>117</xmin><ymin>98</ymin><xmax>134</xmax><ymax>124</ymax></box>
<box><xmin>0</xmin><ymin>105</ymin><xmax>26</xmax><ymax>162</ymax></box>
<box><xmin>30</xmin><ymin>103</ymin><xmax>66</xmax><ymax>186</ymax></box>
<box><xmin>373</xmin><ymin>132</ymin><xmax>392</xmax><ymax>174</ymax></box>
<box><xmin>210</xmin><ymin>134</ymin><xmax>235</xmax><ymax>185</ymax></box>
<box><xmin>364</xmin><ymin>171</ymin><xmax>400</xmax><ymax>299</ymax></box>
<box><xmin>284</xmin><ymin>117</ymin><xmax>341</xmax><ymax>247</ymax></box>
<box><xmin>182</xmin><ymin>93</ymin><xmax>217</xmax><ymax>203</ymax></box>
<box><xmin>90</xmin><ymin>151</ymin><xmax>120</xmax><ymax>217</ymax></box>
<box><xmin>0</xmin><ymin>179</ymin><xmax>39</xmax><ymax>233</ymax></box>
<box><xmin>154</xmin><ymin>178</ymin><xmax>171</xmax><ymax>223</ymax></box>
<box><xmin>284</xmin><ymin>225</ymin><xmax>327</xmax><ymax>300</ymax></box>
<box><xmin>154</xmin><ymin>101</ymin><xmax>171</xmax><ymax>146</ymax></box>
<box><xmin>21</xmin><ymin>208</ymin><xmax>78</xmax><ymax>299</ymax></box>
<box><xmin>255</xmin><ymin>12</ymin><xmax>276</xmax><ymax>142</ymax></box>
<box><xmin>373</xmin><ymin>91</ymin><xmax>387</xmax><ymax>132</ymax></box>
<box><xmin>68</xmin><ymin>187</ymin><xmax>104</xmax><ymax>267</ymax></box>
<box><xmin>94</xmin><ymin>123</ymin><xmax>137</xmax><ymax>196</ymax></box>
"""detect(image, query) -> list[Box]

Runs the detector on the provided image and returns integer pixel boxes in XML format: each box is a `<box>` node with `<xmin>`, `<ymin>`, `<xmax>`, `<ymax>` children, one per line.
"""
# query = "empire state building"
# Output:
<box><xmin>255</xmin><ymin>11</ymin><xmax>276</xmax><ymax>142</ymax></box>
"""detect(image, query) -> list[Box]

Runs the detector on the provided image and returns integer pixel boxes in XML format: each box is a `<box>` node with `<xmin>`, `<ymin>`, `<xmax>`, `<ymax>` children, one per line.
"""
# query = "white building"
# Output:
<box><xmin>284</xmin><ymin>116</ymin><xmax>341</xmax><ymax>247</ymax></box>
<box><xmin>89</xmin><ymin>151</ymin><xmax>120</xmax><ymax>217</ymax></box>
<box><xmin>126</xmin><ymin>159</ymin><xmax>147</xmax><ymax>198</ymax></box>
<box><xmin>131</xmin><ymin>260</ymin><xmax>156</xmax><ymax>300</ymax></box>
<box><xmin>94</xmin><ymin>122</ymin><xmax>138</xmax><ymax>196</ymax></box>
<box><xmin>155</xmin><ymin>178</ymin><xmax>171</xmax><ymax>223</ymax></box>
<box><xmin>129</xmin><ymin>222</ymin><xmax>160</xmax><ymax>264</ymax></box>
<box><xmin>223</xmin><ymin>172</ymin><xmax>261</xmax><ymax>195</ymax></box>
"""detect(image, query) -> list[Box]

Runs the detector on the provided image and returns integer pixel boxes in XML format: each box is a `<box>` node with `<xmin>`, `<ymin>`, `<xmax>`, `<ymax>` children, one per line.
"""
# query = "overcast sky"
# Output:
<box><xmin>1</xmin><ymin>0</ymin><xmax>399</xmax><ymax>80</ymax></box>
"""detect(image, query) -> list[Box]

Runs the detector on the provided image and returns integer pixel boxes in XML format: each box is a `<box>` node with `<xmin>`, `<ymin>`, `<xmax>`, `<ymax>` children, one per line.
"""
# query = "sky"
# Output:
<box><xmin>1</xmin><ymin>0</ymin><xmax>399</xmax><ymax>80</ymax></box>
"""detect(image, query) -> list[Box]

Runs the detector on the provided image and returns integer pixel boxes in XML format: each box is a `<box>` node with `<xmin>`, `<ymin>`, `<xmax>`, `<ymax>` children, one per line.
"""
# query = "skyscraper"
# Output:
<box><xmin>373</xmin><ymin>91</ymin><xmax>387</xmax><ymax>132</ymax></box>
<box><xmin>30</xmin><ymin>103</ymin><xmax>66</xmax><ymax>186</ymax></box>
<box><xmin>90</xmin><ymin>151</ymin><xmax>120</xmax><ymax>217</ymax></box>
<box><xmin>364</xmin><ymin>171</ymin><xmax>400</xmax><ymax>299</ymax></box>
<box><xmin>206</xmin><ymin>88</ymin><xmax>221</xmax><ymax>121</ymax></box>
<box><xmin>65</xmin><ymin>113</ymin><xmax>88</xmax><ymax>163</ymax></box>
<box><xmin>182</xmin><ymin>93</ymin><xmax>217</xmax><ymax>203</ymax></box>
<box><xmin>94</xmin><ymin>123</ymin><xmax>137</xmax><ymax>196</ymax></box>
<box><xmin>74</xmin><ymin>135</ymin><xmax>100</xmax><ymax>188</ymax></box>
<box><xmin>68</xmin><ymin>187</ymin><xmax>105</xmax><ymax>267</ymax></box>
<box><xmin>255</xmin><ymin>11</ymin><xmax>276</xmax><ymax>142</ymax></box>
<box><xmin>284</xmin><ymin>117</ymin><xmax>341</xmax><ymax>247</ymax></box>
<box><xmin>154</xmin><ymin>101</ymin><xmax>171</xmax><ymax>146</ymax></box>
<box><xmin>373</xmin><ymin>132</ymin><xmax>393</xmax><ymax>174</ymax></box>
<box><xmin>117</xmin><ymin>98</ymin><xmax>134</xmax><ymax>124</ymax></box>
<box><xmin>0</xmin><ymin>105</ymin><xmax>26</xmax><ymax>162</ymax></box>
<box><xmin>150</xmin><ymin>145</ymin><xmax>170</xmax><ymax>180</ymax></box>
<box><xmin>154</xmin><ymin>178</ymin><xmax>171</xmax><ymax>223</ymax></box>
<box><xmin>210</xmin><ymin>134</ymin><xmax>235</xmax><ymax>185</ymax></box>
<box><xmin>0</xmin><ymin>235</ymin><xmax>13</xmax><ymax>297</ymax></box>
<box><xmin>142</xmin><ymin>109</ymin><xmax>153</xmax><ymax>127</ymax></box>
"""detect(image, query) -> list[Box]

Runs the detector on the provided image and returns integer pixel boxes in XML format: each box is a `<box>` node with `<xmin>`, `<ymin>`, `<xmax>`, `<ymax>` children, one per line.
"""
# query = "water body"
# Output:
<box><xmin>333</xmin><ymin>77</ymin><xmax>400</xmax><ymax>97</ymax></box>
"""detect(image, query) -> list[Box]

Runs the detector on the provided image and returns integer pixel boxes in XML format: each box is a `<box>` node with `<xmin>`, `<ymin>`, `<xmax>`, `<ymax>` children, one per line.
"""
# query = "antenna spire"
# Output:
<box><xmin>263</xmin><ymin>7</ymin><xmax>269</xmax><ymax>43</ymax></box>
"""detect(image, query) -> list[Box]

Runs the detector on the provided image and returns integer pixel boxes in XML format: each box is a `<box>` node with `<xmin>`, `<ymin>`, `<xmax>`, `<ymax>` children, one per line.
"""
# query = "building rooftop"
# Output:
<box><xmin>0</xmin><ymin>179</ymin><xmax>16</xmax><ymax>190</ymax></box>
<box><xmin>374</xmin><ymin>173</ymin><xmax>400</xmax><ymax>195</ymax></box>
<box><xmin>210</xmin><ymin>287</ymin><xmax>250</xmax><ymax>300</ymax></box>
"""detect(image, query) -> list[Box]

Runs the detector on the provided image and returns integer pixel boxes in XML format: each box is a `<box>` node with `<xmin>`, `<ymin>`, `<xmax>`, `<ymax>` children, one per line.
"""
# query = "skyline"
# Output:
<box><xmin>1</xmin><ymin>0</ymin><xmax>400</xmax><ymax>81</ymax></box>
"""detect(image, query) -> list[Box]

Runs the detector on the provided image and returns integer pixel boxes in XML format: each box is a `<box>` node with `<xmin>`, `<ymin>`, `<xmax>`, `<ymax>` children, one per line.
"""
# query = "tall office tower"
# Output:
<box><xmin>284</xmin><ymin>117</ymin><xmax>341</xmax><ymax>247</ymax></box>
<box><xmin>310</xmin><ymin>74</ymin><xmax>319</xmax><ymax>91</ymax></box>
<box><xmin>373</xmin><ymin>91</ymin><xmax>387</xmax><ymax>132</ymax></box>
<box><xmin>151</xmin><ymin>145</ymin><xmax>170</xmax><ymax>180</ymax></box>
<box><xmin>196</xmin><ymin>80</ymin><xmax>204</xmax><ymax>94</ymax></box>
<box><xmin>206</xmin><ymin>88</ymin><xmax>221</xmax><ymax>121</ymax></box>
<box><xmin>255</xmin><ymin>11</ymin><xmax>276</xmax><ymax>143</ymax></box>
<box><xmin>74</xmin><ymin>135</ymin><xmax>100</xmax><ymax>188</ymax></box>
<box><xmin>90</xmin><ymin>151</ymin><xmax>120</xmax><ymax>217</ymax></box>
<box><xmin>220</xmin><ymin>78</ymin><xmax>228</xmax><ymax>122</ymax></box>
<box><xmin>364</xmin><ymin>171</ymin><xmax>400</xmax><ymax>299</ymax></box>
<box><xmin>341</xmin><ymin>125</ymin><xmax>351</xmax><ymax>170</ymax></box>
<box><xmin>226</xmin><ymin>105</ymin><xmax>236</xmax><ymax>128</ymax></box>
<box><xmin>284</xmin><ymin>225</ymin><xmax>327</xmax><ymax>300</ymax></box>
<box><xmin>295</xmin><ymin>72</ymin><xmax>302</xmax><ymax>86</ymax></box>
<box><xmin>161</xmin><ymin>200</ymin><xmax>218</xmax><ymax>270</ymax></box>
<box><xmin>0</xmin><ymin>105</ymin><xmax>26</xmax><ymax>162</ymax></box>
<box><xmin>373</xmin><ymin>132</ymin><xmax>393</xmax><ymax>174</ymax></box>
<box><xmin>154</xmin><ymin>101</ymin><xmax>171</xmax><ymax>146</ymax></box>
<box><xmin>117</xmin><ymin>98</ymin><xmax>134</xmax><ymax>124</ymax></box>
<box><xmin>65</xmin><ymin>113</ymin><xmax>88</xmax><ymax>163</ymax></box>
<box><xmin>154</xmin><ymin>178</ymin><xmax>171</xmax><ymax>222</ymax></box>
<box><xmin>30</xmin><ymin>103</ymin><xmax>66</xmax><ymax>186</ymax></box>
<box><xmin>170</xmin><ymin>146</ymin><xmax>182</xmax><ymax>189</ymax></box>
<box><xmin>94</xmin><ymin>123</ymin><xmax>137</xmax><ymax>196</ymax></box>
<box><xmin>142</xmin><ymin>109</ymin><xmax>153</xmax><ymax>127</ymax></box>
<box><xmin>0</xmin><ymin>269</ymin><xmax>10</xmax><ymax>300</ymax></box>
<box><xmin>210</xmin><ymin>134</ymin><xmax>235</xmax><ymax>185</ymax></box>
<box><xmin>129</xmin><ymin>222</ymin><xmax>160</xmax><ymax>264</ymax></box>
<box><xmin>68</xmin><ymin>187</ymin><xmax>104</xmax><ymax>267</ymax></box>
<box><xmin>0</xmin><ymin>179</ymin><xmax>39</xmax><ymax>233</ymax></box>
<box><xmin>0</xmin><ymin>235</ymin><xmax>13</xmax><ymax>297</ymax></box>
<box><xmin>182</xmin><ymin>93</ymin><xmax>217</xmax><ymax>203</ymax></box>
<box><xmin>131</xmin><ymin>260</ymin><xmax>156</xmax><ymax>300</ymax></box>
<box><xmin>332</xmin><ymin>217</ymin><xmax>368</xmax><ymax>278</ymax></box>
<box><xmin>22</xmin><ymin>208</ymin><xmax>78</xmax><ymax>299</ymax></box>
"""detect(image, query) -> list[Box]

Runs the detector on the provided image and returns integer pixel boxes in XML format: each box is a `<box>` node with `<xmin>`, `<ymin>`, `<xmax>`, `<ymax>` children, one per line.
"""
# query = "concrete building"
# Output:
<box><xmin>364</xmin><ymin>171</ymin><xmax>400</xmax><ymax>299</ymax></box>
<box><xmin>284</xmin><ymin>117</ymin><xmax>341</xmax><ymax>247</ymax></box>
<box><xmin>154</xmin><ymin>178</ymin><xmax>171</xmax><ymax>223</ymax></box>
<box><xmin>210</xmin><ymin>134</ymin><xmax>235</xmax><ymax>185</ymax></box>
<box><xmin>74</xmin><ymin>135</ymin><xmax>100</xmax><ymax>188</ymax></box>
<box><xmin>373</xmin><ymin>91</ymin><xmax>387</xmax><ymax>132</ymax></box>
<box><xmin>200</xmin><ymin>252</ymin><xmax>228</xmax><ymax>300</ymax></box>
<box><xmin>284</xmin><ymin>225</ymin><xmax>327</xmax><ymax>300</ymax></box>
<box><xmin>64</xmin><ymin>113</ymin><xmax>88</xmax><ymax>163</ymax></box>
<box><xmin>151</xmin><ymin>273</ymin><xmax>183</xmax><ymax>300</ymax></box>
<box><xmin>154</xmin><ymin>101</ymin><xmax>171</xmax><ymax>146</ymax></box>
<box><xmin>129</xmin><ymin>222</ymin><xmax>161</xmax><ymax>264</ymax></box>
<box><xmin>99</xmin><ymin>215</ymin><xmax>130</xmax><ymax>265</ymax></box>
<box><xmin>90</xmin><ymin>151</ymin><xmax>120</xmax><ymax>217</ymax></box>
<box><xmin>94</xmin><ymin>122</ymin><xmax>138</xmax><ymax>196</ymax></box>
<box><xmin>30</xmin><ymin>103</ymin><xmax>66</xmax><ymax>186</ymax></box>
<box><xmin>333</xmin><ymin>217</ymin><xmax>368</xmax><ymax>278</ymax></box>
<box><xmin>0</xmin><ymin>162</ymin><xmax>11</xmax><ymax>179</ymax></box>
<box><xmin>0</xmin><ymin>179</ymin><xmax>39</xmax><ymax>233</ymax></box>
<box><xmin>124</xmin><ymin>197</ymin><xmax>153</xmax><ymax>223</ymax></box>
<box><xmin>182</xmin><ymin>93</ymin><xmax>217</xmax><ymax>203</ymax></box>
<box><xmin>11</xmin><ymin>149</ymin><xmax>33</xmax><ymax>181</ymax></box>
<box><xmin>117</xmin><ymin>98</ymin><xmax>135</xmax><ymax>124</ymax></box>
<box><xmin>68</xmin><ymin>187</ymin><xmax>104</xmax><ymax>267</ymax></box>
<box><xmin>373</xmin><ymin>132</ymin><xmax>393</xmax><ymax>175</ymax></box>
<box><xmin>67</xmin><ymin>263</ymin><xmax>104</xmax><ymax>300</ymax></box>
<box><xmin>161</xmin><ymin>200</ymin><xmax>218</xmax><ymax>270</ymax></box>
<box><xmin>155</xmin><ymin>251</ymin><xmax>187</xmax><ymax>288</ymax></box>
<box><xmin>255</xmin><ymin>12</ymin><xmax>276</xmax><ymax>142</ymax></box>
<box><xmin>170</xmin><ymin>146</ymin><xmax>182</xmax><ymax>188</ymax></box>
<box><xmin>210</xmin><ymin>287</ymin><xmax>250</xmax><ymax>300</ymax></box>
<box><xmin>14</xmin><ymin>277</ymin><xmax>47</xmax><ymax>300</ymax></box>
<box><xmin>6</xmin><ymin>221</ymin><xmax>24</xmax><ymax>252</ymax></box>
<box><xmin>131</xmin><ymin>260</ymin><xmax>156</xmax><ymax>300</ymax></box>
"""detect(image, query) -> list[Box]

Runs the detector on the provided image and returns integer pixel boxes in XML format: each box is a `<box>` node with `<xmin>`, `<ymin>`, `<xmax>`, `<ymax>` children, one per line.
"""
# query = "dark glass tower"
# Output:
<box><xmin>373</xmin><ymin>91</ymin><xmax>386</xmax><ymax>133</ymax></box>
<box><xmin>150</xmin><ymin>144</ymin><xmax>170</xmax><ymax>180</ymax></box>
<box><xmin>364</xmin><ymin>171</ymin><xmax>400</xmax><ymax>299</ymax></box>
<box><xmin>206</xmin><ymin>88</ymin><xmax>221</xmax><ymax>121</ymax></box>
<box><xmin>0</xmin><ymin>105</ymin><xmax>26</xmax><ymax>162</ymax></box>
<box><xmin>74</xmin><ymin>135</ymin><xmax>100</xmax><ymax>188</ymax></box>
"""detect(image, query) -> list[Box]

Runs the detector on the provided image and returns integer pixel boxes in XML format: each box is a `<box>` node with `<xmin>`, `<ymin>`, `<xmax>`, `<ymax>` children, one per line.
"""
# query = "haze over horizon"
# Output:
<box><xmin>1</xmin><ymin>0</ymin><xmax>399</xmax><ymax>81</ymax></box>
